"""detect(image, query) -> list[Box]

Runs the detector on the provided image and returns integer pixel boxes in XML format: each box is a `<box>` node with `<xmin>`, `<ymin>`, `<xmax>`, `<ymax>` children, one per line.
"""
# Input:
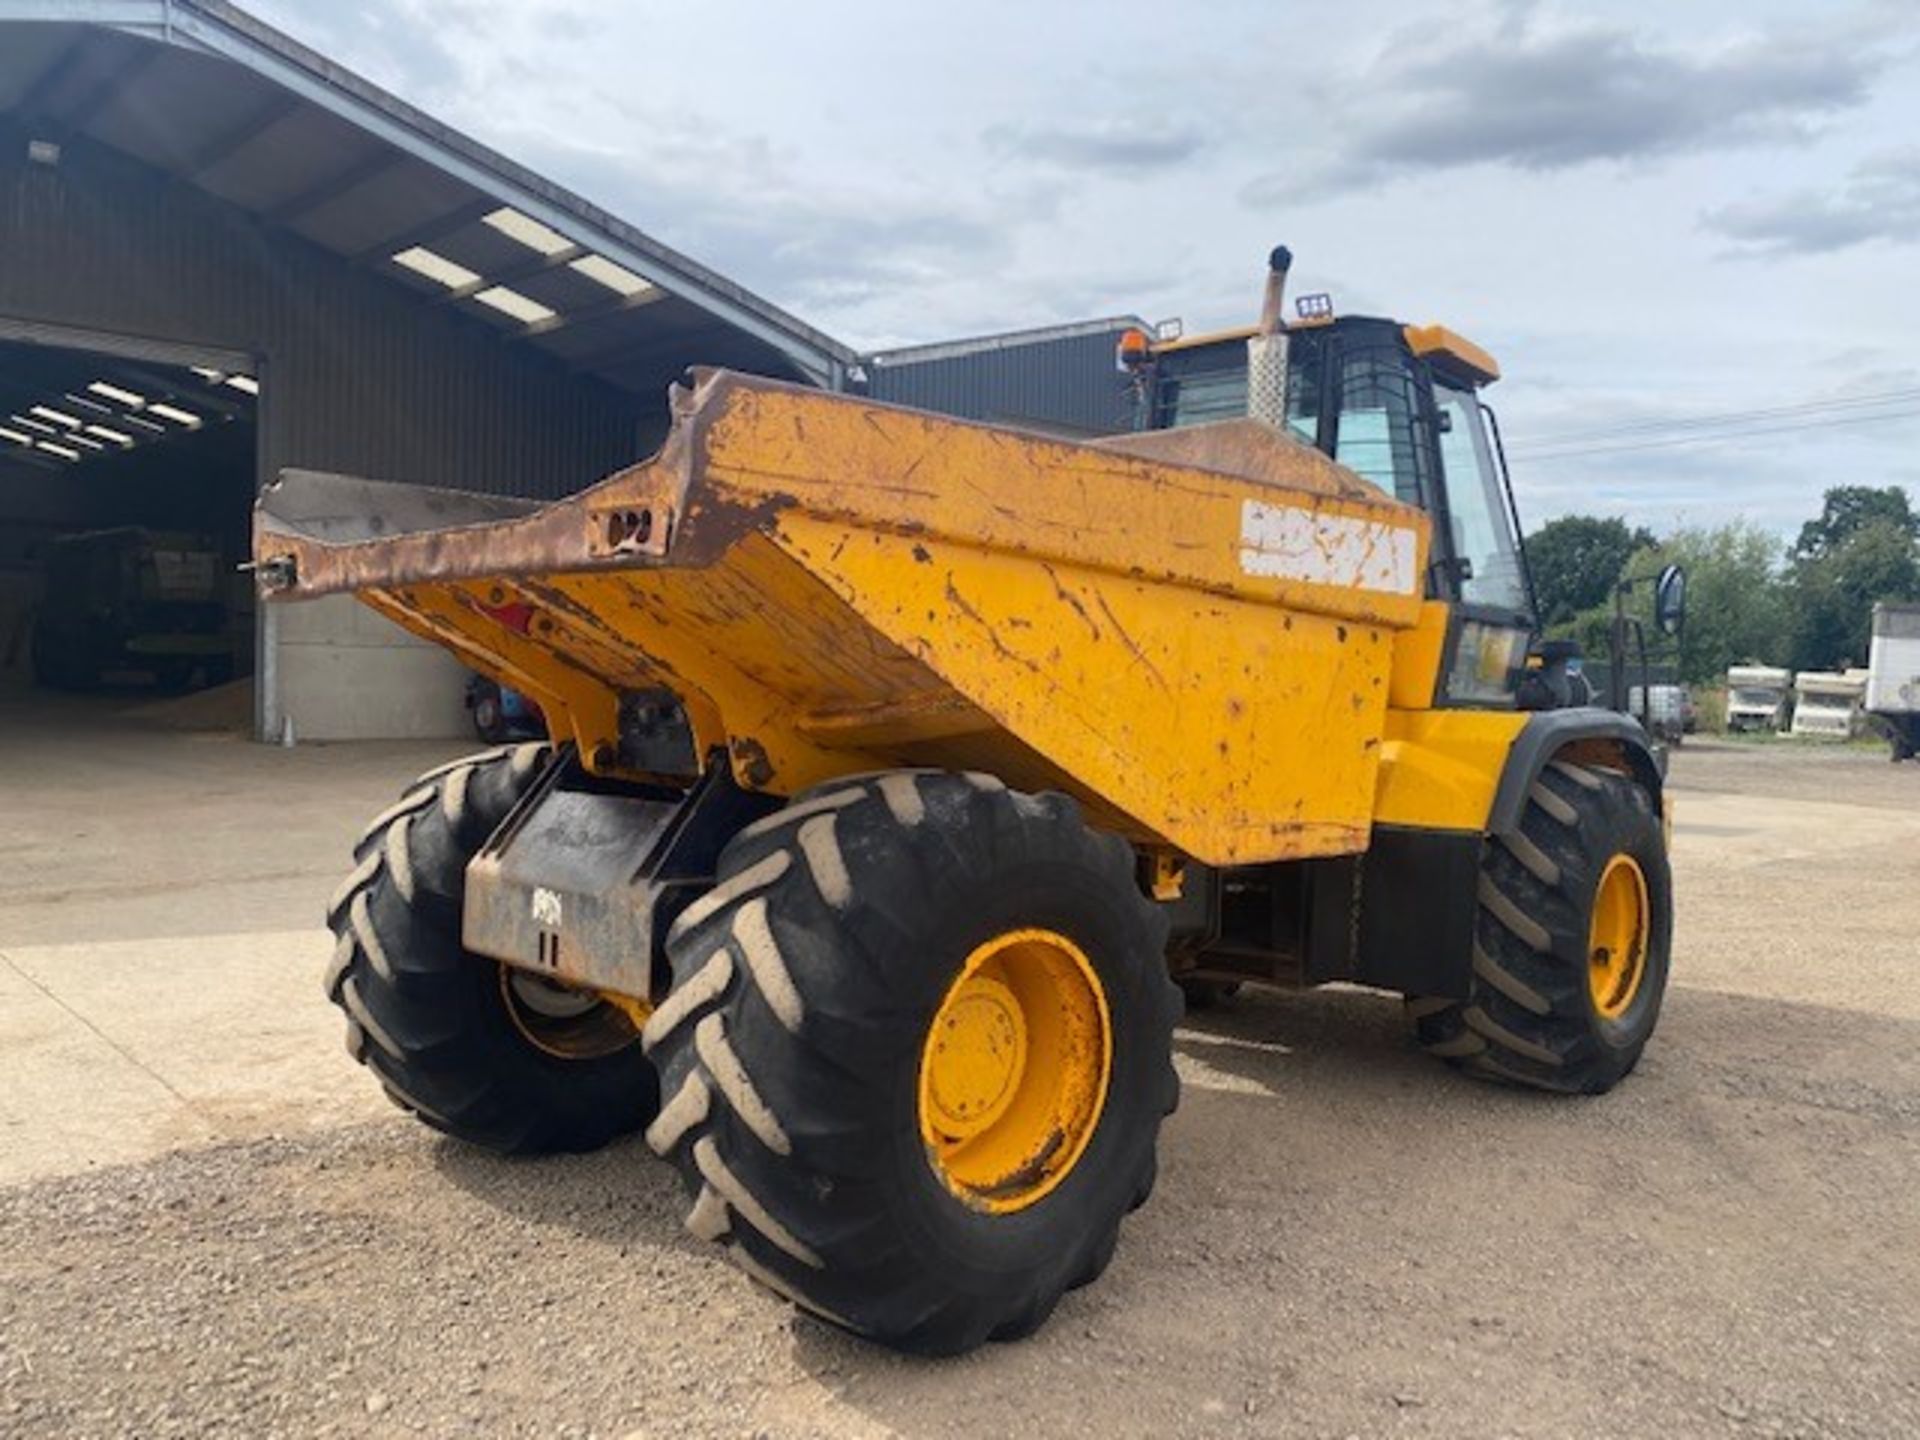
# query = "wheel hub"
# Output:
<box><xmin>917</xmin><ymin>928</ymin><xmax>1112</xmax><ymax>1214</ymax></box>
<box><xmin>498</xmin><ymin>966</ymin><xmax>640</xmax><ymax>1060</ymax></box>
<box><xmin>1588</xmin><ymin>854</ymin><xmax>1650</xmax><ymax>1020</ymax></box>
<box><xmin>924</xmin><ymin>974</ymin><xmax>1027</xmax><ymax>1141</ymax></box>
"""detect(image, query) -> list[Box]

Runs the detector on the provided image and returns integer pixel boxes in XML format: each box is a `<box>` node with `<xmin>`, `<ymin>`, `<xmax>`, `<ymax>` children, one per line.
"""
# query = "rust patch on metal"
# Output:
<box><xmin>730</xmin><ymin>736</ymin><xmax>775</xmax><ymax>788</ymax></box>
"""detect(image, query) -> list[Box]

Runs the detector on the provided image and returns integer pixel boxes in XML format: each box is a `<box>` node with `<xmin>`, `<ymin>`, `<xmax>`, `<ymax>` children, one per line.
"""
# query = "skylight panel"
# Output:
<box><xmin>483</xmin><ymin>207</ymin><xmax>572</xmax><ymax>256</ymax></box>
<box><xmin>569</xmin><ymin>253</ymin><xmax>656</xmax><ymax>298</ymax></box>
<box><xmin>392</xmin><ymin>245</ymin><xmax>481</xmax><ymax>290</ymax></box>
<box><xmin>472</xmin><ymin>285</ymin><xmax>557</xmax><ymax>325</ymax></box>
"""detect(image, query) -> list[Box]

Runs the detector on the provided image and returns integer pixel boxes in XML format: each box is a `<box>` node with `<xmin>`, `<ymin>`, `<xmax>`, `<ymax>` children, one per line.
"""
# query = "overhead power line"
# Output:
<box><xmin>1509</xmin><ymin>404</ymin><xmax>1920</xmax><ymax>462</ymax></box>
<box><xmin>1524</xmin><ymin>386</ymin><xmax>1920</xmax><ymax>443</ymax></box>
<box><xmin>1514</xmin><ymin>385</ymin><xmax>1920</xmax><ymax>448</ymax></box>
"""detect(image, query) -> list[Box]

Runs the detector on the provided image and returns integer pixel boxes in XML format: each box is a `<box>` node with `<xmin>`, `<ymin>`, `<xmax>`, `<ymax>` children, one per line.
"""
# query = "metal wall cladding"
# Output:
<box><xmin>865</xmin><ymin>326</ymin><xmax>1142</xmax><ymax>439</ymax></box>
<box><xmin>0</xmin><ymin>131</ymin><xmax>644</xmax><ymax>500</ymax></box>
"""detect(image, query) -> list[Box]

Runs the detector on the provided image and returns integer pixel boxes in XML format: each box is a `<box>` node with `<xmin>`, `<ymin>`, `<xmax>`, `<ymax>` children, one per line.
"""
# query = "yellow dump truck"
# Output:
<box><xmin>257</xmin><ymin>250</ymin><xmax>1674</xmax><ymax>1355</ymax></box>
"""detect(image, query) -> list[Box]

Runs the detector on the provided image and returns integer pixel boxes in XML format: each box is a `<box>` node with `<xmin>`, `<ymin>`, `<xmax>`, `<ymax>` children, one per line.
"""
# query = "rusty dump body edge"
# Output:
<box><xmin>255</xmin><ymin>368</ymin><xmax>1433</xmax><ymax>867</ymax></box>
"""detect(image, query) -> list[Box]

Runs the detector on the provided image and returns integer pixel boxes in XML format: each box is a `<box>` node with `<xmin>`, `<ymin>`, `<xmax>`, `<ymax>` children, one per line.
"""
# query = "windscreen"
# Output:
<box><xmin>1432</xmin><ymin>386</ymin><xmax>1529</xmax><ymax>614</ymax></box>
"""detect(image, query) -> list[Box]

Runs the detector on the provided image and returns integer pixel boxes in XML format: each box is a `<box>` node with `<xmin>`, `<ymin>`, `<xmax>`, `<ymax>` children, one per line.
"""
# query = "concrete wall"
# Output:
<box><xmin>273</xmin><ymin>596</ymin><xmax>468</xmax><ymax>742</ymax></box>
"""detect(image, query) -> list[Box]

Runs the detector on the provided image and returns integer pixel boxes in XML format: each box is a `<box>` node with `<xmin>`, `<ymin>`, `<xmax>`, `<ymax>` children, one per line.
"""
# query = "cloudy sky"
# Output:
<box><xmin>254</xmin><ymin>0</ymin><xmax>1920</xmax><ymax>537</ymax></box>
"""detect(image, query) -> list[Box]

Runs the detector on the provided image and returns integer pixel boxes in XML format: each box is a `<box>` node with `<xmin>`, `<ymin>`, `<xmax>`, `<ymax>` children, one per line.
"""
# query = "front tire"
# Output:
<box><xmin>324</xmin><ymin>744</ymin><xmax>660</xmax><ymax>1153</ymax></box>
<box><xmin>1409</xmin><ymin>758</ymin><xmax>1672</xmax><ymax>1094</ymax></box>
<box><xmin>644</xmin><ymin>770</ymin><xmax>1180</xmax><ymax>1355</ymax></box>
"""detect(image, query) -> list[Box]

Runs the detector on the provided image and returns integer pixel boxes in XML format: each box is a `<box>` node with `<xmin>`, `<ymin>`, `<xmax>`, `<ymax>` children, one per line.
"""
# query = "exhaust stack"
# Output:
<box><xmin>1247</xmin><ymin>245</ymin><xmax>1292</xmax><ymax>430</ymax></box>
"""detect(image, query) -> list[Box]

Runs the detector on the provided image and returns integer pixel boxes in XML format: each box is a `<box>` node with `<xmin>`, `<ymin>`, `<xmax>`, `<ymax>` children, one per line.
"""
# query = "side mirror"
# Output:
<box><xmin>1654</xmin><ymin>563</ymin><xmax>1687</xmax><ymax>637</ymax></box>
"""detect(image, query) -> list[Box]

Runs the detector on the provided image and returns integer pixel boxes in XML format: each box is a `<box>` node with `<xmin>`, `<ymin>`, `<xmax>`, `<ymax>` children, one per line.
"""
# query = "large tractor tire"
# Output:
<box><xmin>1409</xmin><ymin>758</ymin><xmax>1672</xmax><ymax>1094</ymax></box>
<box><xmin>644</xmin><ymin>770</ymin><xmax>1181</xmax><ymax>1355</ymax></box>
<box><xmin>324</xmin><ymin>744</ymin><xmax>659</xmax><ymax>1153</ymax></box>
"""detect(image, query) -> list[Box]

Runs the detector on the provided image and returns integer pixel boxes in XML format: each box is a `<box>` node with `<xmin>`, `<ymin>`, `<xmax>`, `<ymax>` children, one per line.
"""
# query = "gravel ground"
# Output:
<box><xmin>3</xmin><ymin>740</ymin><xmax>1918</xmax><ymax>1438</ymax></box>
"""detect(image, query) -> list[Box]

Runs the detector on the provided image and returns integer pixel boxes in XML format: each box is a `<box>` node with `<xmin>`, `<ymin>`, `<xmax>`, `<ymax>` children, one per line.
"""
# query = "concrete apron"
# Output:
<box><xmin>0</xmin><ymin>930</ymin><xmax>388</xmax><ymax>1186</ymax></box>
<box><xmin>5</xmin><ymin>760</ymin><xmax>1920</xmax><ymax>1188</ymax></box>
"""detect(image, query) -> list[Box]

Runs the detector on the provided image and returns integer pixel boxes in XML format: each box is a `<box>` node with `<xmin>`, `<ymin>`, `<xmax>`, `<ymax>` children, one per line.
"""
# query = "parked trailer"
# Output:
<box><xmin>1789</xmin><ymin>670</ymin><xmax>1867</xmax><ymax>738</ymax></box>
<box><xmin>1867</xmin><ymin>601</ymin><xmax>1920</xmax><ymax>760</ymax></box>
<box><xmin>1726</xmin><ymin>665</ymin><xmax>1791</xmax><ymax>733</ymax></box>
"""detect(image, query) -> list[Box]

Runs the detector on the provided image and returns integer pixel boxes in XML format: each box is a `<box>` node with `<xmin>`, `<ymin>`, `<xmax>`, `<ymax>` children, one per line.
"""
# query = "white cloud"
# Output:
<box><xmin>243</xmin><ymin>0</ymin><xmax>1920</xmax><ymax>534</ymax></box>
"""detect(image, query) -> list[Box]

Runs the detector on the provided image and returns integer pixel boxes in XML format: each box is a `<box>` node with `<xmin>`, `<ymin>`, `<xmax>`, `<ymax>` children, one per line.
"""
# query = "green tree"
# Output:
<box><xmin>1557</xmin><ymin>522</ymin><xmax>1788</xmax><ymax>686</ymax></box>
<box><xmin>1792</xmin><ymin>485</ymin><xmax>1917</xmax><ymax>562</ymax></box>
<box><xmin>1523</xmin><ymin>515</ymin><xmax>1656</xmax><ymax>625</ymax></box>
<box><xmin>1789</xmin><ymin>518</ymin><xmax>1920</xmax><ymax>669</ymax></box>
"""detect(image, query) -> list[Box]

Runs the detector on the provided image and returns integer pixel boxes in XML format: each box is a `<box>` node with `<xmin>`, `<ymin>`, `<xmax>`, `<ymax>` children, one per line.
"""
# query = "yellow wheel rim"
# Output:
<box><xmin>1587</xmin><ymin>855</ymin><xmax>1650</xmax><ymax>1020</ymax></box>
<box><xmin>918</xmin><ymin>928</ymin><xmax>1112</xmax><ymax>1214</ymax></box>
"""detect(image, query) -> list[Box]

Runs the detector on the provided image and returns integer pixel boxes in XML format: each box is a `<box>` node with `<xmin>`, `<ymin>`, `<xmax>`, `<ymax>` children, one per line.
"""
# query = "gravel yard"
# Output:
<box><xmin>4</xmin><ymin>709</ymin><xmax>1918</xmax><ymax>1438</ymax></box>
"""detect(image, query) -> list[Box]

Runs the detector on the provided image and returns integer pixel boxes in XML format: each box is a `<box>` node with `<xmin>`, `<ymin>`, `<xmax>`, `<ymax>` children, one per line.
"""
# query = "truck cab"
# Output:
<box><xmin>1123</xmin><ymin>306</ymin><xmax>1541</xmax><ymax>709</ymax></box>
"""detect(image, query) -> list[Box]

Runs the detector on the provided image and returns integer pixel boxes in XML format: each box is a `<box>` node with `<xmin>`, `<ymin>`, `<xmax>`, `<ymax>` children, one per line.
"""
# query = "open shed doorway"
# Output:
<box><xmin>0</xmin><ymin>334</ymin><xmax>260</xmax><ymax>735</ymax></box>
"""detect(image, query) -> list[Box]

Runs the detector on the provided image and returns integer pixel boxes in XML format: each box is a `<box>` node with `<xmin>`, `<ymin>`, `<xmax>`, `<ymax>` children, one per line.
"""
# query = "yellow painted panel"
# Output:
<box><xmin>1404</xmin><ymin>324</ymin><xmax>1501</xmax><ymax>384</ymax></box>
<box><xmin>777</xmin><ymin>518</ymin><xmax>1394</xmax><ymax>865</ymax></box>
<box><xmin>263</xmin><ymin>373</ymin><xmax>1441</xmax><ymax>859</ymax></box>
<box><xmin>1372</xmin><ymin>708</ymin><xmax>1528</xmax><ymax>832</ymax></box>
<box><xmin>694</xmin><ymin>380</ymin><xmax>1432</xmax><ymax>632</ymax></box>
<box><xmin>1389</xmin><ymin>601</ymin><xmax>1451</xmax><ymax>708</ymax></box>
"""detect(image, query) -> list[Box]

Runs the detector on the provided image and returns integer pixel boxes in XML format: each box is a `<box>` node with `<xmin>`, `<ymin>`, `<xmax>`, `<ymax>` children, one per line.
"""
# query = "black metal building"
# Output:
<box><xmin>864</xmin><ymin>317</ymin><xmax>1148</xmax><ymax>439</ymax></box>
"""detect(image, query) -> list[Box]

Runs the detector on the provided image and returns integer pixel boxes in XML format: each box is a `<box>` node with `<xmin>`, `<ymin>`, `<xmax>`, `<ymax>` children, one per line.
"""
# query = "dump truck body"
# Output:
<box><xmin>260</xmin><ymin>369</ymin><xmax>1435</xmax><ymax>867</ymax></box>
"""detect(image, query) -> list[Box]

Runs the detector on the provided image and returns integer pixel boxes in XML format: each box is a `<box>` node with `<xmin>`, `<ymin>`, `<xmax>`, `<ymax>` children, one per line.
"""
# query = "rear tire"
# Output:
<box><xmin>1178</xmin><ymin>977</ymin><xmax>1240</xmax><ymax>1010</ymax></box>
<box><xmin>470</xmin><ymin>682</ymin><xmax>510</xmax><ymax>745</ymax></box>
<box><xmin>644</xmin><ymin>770</ymin><xmax>1180</xmax><ymax>1355</ymax></box>
<box><xmin>1408</xmin><ymin>759</ymin><xmax>1671</xmax><ymax>1094</ymax></box>
<box><xmin>324</xmin><ymin>744</ymin><xmax>659</xmax><ymax>1153</ymax></box>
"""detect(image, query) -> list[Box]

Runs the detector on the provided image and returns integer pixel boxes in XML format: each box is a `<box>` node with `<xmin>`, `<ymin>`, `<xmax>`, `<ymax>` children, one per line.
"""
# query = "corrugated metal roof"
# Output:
<box><xmin>0</xmin><ymin>0</ymin><xmax>856</xmax><ymax>395</ymax></box>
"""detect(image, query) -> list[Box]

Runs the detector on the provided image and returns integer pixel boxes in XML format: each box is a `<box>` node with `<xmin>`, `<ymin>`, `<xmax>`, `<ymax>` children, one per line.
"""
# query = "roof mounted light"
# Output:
<box><xmin>88</xmin><ymin>381</ymin><xmax>148</xmax><ymax>408</ymax></box>
<box><xmin>29</xmin><ymin>405</ymin><xmax>83</xmax><ymax>429</ymax></box>
<box><xmin>392</xmin><ymin>245</ymin><xmax>480</xmax><ymax>290</ymax></box>
<box><xmin>1115</xmin><ymin>327</ymin><xmax>1153</xmax><ymax>372</ymax></box>
<box><xmin>1294</xmin><ymin>292</ymin><xmax>1334</xmax><ymax>323</ymax></box>
<box><xmin>224</xmin><ymin>374</ymin><xmax>260</xmax><ymax>396</ymax></box>
<box><xmin>484</xmin><ymin>207</ymin><xmax>572</xmax><ymax>257</ymax></box>
<box><xmin>36</xmin><ymin>440</ymin><xmax>80</xmax><ymax>460</ymax></box>
<box><xmin>84</xmin><ymin>424</ymin><xmax>135</xmax><ymax>446</ymax></box>
<box><xmin>147</xmin><ymin>403</ymin><xmax>204</xmax><ymax>429</ymax></box>
<box><xmin>0</xmin><ymin>425</ymin><xmax>33</xmax><ymax>445</ymax></box>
